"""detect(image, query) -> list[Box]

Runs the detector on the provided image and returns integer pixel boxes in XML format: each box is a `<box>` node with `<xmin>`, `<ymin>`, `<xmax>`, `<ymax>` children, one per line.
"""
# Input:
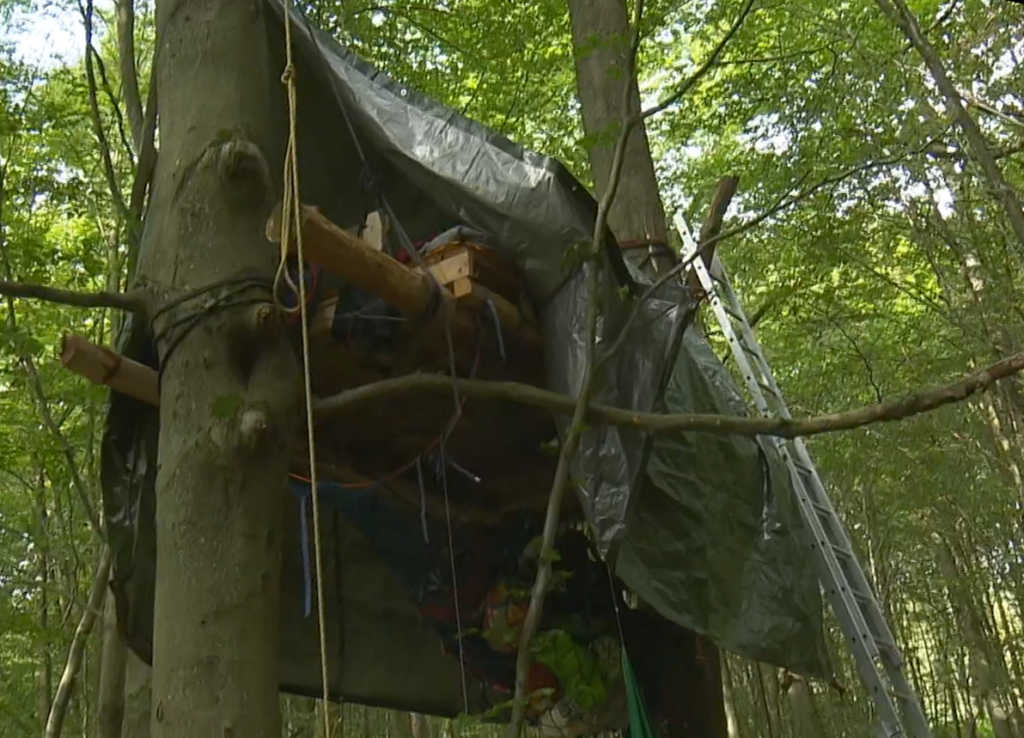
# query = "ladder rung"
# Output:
<box><xmin>722</xmin><ymin>303</ymin><xmax>743</xmax><ymax>321</ymax></box>
<box><xmin>829</xmin><ymin>543</ymin><xmax>856</xmax><ymax>561</ymax></box>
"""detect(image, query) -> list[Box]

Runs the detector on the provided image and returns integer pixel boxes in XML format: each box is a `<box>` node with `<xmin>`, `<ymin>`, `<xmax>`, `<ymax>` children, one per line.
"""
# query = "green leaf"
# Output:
<box><xmin>211</xmin><ymin>393</ymin><xmax>245</xmax><ymax>420</ymax></box>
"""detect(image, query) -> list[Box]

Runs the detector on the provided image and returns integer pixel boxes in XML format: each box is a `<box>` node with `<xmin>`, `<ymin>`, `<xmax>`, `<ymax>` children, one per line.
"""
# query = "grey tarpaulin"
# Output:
<box><xmin>100</xmin><ymin>0</ymin><xmax>830</xmax><ymax>715</ymax></box>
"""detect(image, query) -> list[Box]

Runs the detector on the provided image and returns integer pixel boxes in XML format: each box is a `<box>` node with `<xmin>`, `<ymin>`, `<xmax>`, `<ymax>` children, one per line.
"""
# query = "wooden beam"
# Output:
<box><xmin>267</xmin><ymin>204</ymin><xmax>438</xmax><ymax>317</ymax></box>
<box><xmin>60</xmin><ymin>334</ymin><xmax>160</xmax><ymax>406</ymax></box>
<box><xmin>265</xmin><ymin>204</ymin><xmax>542</xmax><ymax>350</ymax></box>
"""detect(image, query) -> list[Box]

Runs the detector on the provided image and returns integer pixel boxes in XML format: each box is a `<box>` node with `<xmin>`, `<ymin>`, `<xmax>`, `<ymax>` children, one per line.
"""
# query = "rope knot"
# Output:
<box><xmin>281</xmin><ymin>63</ymin><xmax>297</xmax><ymax>85</ymax></box>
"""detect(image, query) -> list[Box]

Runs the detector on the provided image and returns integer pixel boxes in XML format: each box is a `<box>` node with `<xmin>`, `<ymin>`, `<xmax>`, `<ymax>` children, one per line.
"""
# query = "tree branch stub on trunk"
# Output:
<box><xmin>141</xmin><ymin>0</ymin><xmax>301</xmax><ymax>735</ymax></box>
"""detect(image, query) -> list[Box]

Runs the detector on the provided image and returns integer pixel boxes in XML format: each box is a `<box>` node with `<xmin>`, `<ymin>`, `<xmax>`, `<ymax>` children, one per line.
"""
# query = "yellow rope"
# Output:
<box><xmin>278</xmin><ymin>4</ymin><xmax>332</xmax><ymax>736</ymax></box>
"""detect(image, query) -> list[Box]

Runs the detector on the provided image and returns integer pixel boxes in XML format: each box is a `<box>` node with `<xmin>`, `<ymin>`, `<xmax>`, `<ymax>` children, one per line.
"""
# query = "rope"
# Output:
<box><xmin>277</xmin><ymin>3</ymin><xmax>332</xmax><ymax>735</ymax></box>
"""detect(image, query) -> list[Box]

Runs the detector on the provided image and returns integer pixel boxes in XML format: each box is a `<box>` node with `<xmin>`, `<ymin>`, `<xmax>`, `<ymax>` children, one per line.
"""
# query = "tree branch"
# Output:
<box><xmin>641</xmin><ymin>0</ymin><xmax>757</xmax><ymax>120</ymax></box>
<box><xmin>45</xmin><ymin>546</ymin><xmax>111</xmax><ymax>738</ymax></box>
<box><xmin>22</xmin><ymin>354</ymin><xmax>104</xmax><ymax>538</ymax></box>
<box><xmin>314</xmin><ymin>351</ymin><xmax>1024</xmax><ymax>439</ymax></box>
<box><xmin>80</xmin><ymin>0</ymin><xmax>130</xmax><ymax>222</ymax></box>
<box><xmin>115</xmin><ymin>0</ymin><xmax>144</xmax><ymax>152</ymax></box>
<box><xmin>0</xmin><ymin>280</ymin><xmax>146</xmax><ymax>314</ymax></box>
<box><xmin>875</xmin><ymin>0</ymin><xmax>1024</xmax><ymax>255</ymax></box>
<box><xmin>90</xmin><ymin>41</ymin><xmax>136</xmax><ymax>166</ymax></box>
<box><xmin>506</xmin><ymin>2</ymin><xmax>646</xmax><ymax>736</ymax></box>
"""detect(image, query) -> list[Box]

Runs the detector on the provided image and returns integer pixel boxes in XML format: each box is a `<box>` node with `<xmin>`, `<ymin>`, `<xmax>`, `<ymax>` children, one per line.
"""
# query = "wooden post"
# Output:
<box><xmin>60</xmin><ymin>334</ymin><xmax>160</xmax><ymax>406</ymax></box>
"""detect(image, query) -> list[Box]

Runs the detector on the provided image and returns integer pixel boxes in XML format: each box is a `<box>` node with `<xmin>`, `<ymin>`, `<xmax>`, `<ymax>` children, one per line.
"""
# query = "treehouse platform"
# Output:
<box><xmin>66</xmin><ymin>203</ymin><xmax>566</xmax><ymax>524</ymax></box>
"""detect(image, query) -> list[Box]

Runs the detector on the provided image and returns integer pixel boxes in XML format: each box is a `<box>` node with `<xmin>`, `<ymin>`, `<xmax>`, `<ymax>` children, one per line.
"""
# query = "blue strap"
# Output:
<box><xmin>416</xmin><ymin>456</ymin><xmax>430</xmax><ymax>543</ymax></box>
<box><xmin>288</xmin><ymin>480</ymin><xmax>313</xmax><ymax>619</ymax></box>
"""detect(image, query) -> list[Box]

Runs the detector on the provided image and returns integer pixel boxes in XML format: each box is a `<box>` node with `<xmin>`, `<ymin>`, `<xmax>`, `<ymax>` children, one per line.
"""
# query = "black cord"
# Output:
<box><xmin>150</xmin><ymin>276</ymin><xmax>274</xmax><ymax>382</ymax></box>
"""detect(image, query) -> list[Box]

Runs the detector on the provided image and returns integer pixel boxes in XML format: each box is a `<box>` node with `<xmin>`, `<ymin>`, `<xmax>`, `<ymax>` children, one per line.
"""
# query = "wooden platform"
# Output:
<box><xmin>67</xmin><ymin>205</ymin><xmax>567</xmax><ymax>523</ymax></box>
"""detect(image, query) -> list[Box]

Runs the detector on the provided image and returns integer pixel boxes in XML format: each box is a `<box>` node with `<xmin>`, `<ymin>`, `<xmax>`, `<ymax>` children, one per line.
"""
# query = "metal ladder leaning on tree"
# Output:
<box><xmin>674</xmin><ymin>212</ymin><xmax>933</xmax><ymax>738</ymax></box>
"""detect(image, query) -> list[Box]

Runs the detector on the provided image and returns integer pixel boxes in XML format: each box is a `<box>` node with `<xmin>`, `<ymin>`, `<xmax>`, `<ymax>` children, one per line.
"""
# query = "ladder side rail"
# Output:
<box><xmin>789</xmin><ymin>437</ymin><xmax>904</xmax><ymax>654</ymax></box>
<box><xmin>716</xmin><ymin>277</ymin><xmax>794</xmax><ymax>420</ymax></box>
<box><xmin>672</xmin><ymin>214</ymin><xmax>932</xmax><ymax>738</ymax></box>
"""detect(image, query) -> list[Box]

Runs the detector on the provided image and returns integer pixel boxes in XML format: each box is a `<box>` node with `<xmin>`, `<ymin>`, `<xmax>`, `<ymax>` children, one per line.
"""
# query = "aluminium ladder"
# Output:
<box><xmin>673</xmin><ymin>213</ymin><xmax>932</xmax><ymax>738</ymax></box>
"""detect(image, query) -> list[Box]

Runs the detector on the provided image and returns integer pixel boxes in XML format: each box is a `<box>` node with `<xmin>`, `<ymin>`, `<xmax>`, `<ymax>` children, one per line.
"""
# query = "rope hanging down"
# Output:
<box><xmin>277</xmin><ymin>2</ymin><xmax>333</xmax><ymax>736</ymax></box>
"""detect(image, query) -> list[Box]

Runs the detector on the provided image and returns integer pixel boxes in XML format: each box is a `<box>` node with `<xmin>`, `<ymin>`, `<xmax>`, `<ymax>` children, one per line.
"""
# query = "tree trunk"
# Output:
<box><xmin>121</xmin><ymin>651</ymin><xmax>151</xmax><ymax>738</ymax></box>
<box><xmin>936</xmin><ymin>538</ymin><xmax>1019</xmax><ymax>738</ymax></box>
<box><xmin>143</xmin><ymin>0</ymin><xmax>299</xmax><ymax>736</ymax></box>
<box><xmin>95</xmin><ymin>593</ymin><xmax>127</xmax><ymax>738</ymax></box>
<box><xmin>410</xmin><ymin>713</ymin><xmax>430</xmax><ymax>738</ymax></box>
<box><xmin>390</xmin><ymin>711</ymin><xmax>414</xmax><ymax>738</ymax></box>
<box><xmin>46</xmin><ymin>546</ymin><xmax>112</xmax><ymax>738</ymax></box>
<box><xmin>720</xmin><ymin>656</ymin><xmax>740</xmax><ymax>738</ymax></box>
<box><xmin>36</xmin><ymin>472</ymin><xmax>53</xmax><ymax>738</ymax></box>
<box><xmin>114</xmin><ymin>0</ymin><xmax>144</xmax><ymax>152</ymax></box>
<box><xmin>875</xmin><ymin>0</ymin><xmax>1024</xmax><ymax>255</ymax></box>
<box><xmin>566</xmin><ymin>2</ymin><xmax>727</xmax><ymax>736</ymax></box>
<box><xmin>785</xmin><ymin>673</ymin><xmax>827</xmax><ymax>738</ymax></box>
<box><xmin>567</xmin><ymin>0</ymin><xmax>672</xmax><ymax>275</ymax></box>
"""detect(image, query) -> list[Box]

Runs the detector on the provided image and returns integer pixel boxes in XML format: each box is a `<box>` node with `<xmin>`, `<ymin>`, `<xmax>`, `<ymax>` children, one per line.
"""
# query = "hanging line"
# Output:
<box><xmin>277</xmin><ymin>2</ymin><xmax>332</xmax><ymax>735</ymax></box>
<box><xmin>296</xmin><ymin>10</ymin><xmax>423</xmax><ymax>266</ymax></box>
<box><xmin>288</xmin><ymin>479</ymin><xmax>313</xmax><ymax>618</ymax></box>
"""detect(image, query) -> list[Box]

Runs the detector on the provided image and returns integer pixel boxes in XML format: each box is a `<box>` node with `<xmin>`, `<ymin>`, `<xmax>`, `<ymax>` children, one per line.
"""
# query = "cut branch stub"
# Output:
<box><xmin>60</xmin><ymin>334</ymin><xmax>160</xmax><ymax>406</ymax></box>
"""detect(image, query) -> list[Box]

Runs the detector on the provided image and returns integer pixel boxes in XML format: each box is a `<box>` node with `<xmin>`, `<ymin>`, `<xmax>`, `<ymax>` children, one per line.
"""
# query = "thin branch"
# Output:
<box><xmin>641</xmin><ymin>0</ymin><xmax>757</xmax><ymax>120</ymax></box>
<box><xmin>80</xmin><ymin>0</ymin><xmax>130</xmax><ymax>222</ymax></box>
<box><xmin>506</xmin><ymin>2</ymin><xmax>646</xmax><ymax>736</ymax></box>
<box><xmin>114</xmin><ymin>0</ymin><xmax>144</xmax><ymax>151</ymax></box>
<box><xmin>22</xmin><ymin>354</ymin><xmax>103</xmax><ymax>538</ymax></box>
<box><xmin>314</xmin><ymin>351</ymin><xmax>1024</xmax><ymax>439</ymax></box>
<box><xmin>45</xmin><ymin>546</ymin><xmax>111</xmax><ymax>738</ymax></box>
<box><xmin>0</xmin><ymin>280</ymin><xmax>146</xmax><ymax>313</ymax></box>
<box><xmin>90</xmin><ymin>41</ymin><xmax>136</xmax><ymax>166</ymax></box>
<box><xmin>961</xmin><ymin>90</ymin><xmax>1024</xmax><ymax>131</ymax></box>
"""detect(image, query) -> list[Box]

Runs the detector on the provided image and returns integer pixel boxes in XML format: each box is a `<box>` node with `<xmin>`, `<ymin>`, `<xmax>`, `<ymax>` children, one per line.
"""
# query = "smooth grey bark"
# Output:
<box><xmin>785</xmin><ymin>673</ymin><xmax>828</xmax><ymax>738</ymax></box>
<box><xmin>143</xmin><ymin>0</ymin><xmax>299</xmax><ymax>735</ymax></box>
<box><xmin>95</xmin><ymin>594</ymin><xmax>127</xmax><ymax>738</ymax></box>
<box><xmin>410</xmin><ymin>713</ymin><xmax>430</xmax><ymax>738</ymax></box>
<box><xmin>121</xmin><ymin>652</ymin><xmax>151</xmax><ymax>738</ymax></box>
<box><xmin>567</xmin><ymin>0</ymin><xmax>671</xmax><ymax>270</ymax></box>
<box><xmin>114</xmin><ymin>0</ymin><xmax>144</xmax><ymax>152</ymax></box>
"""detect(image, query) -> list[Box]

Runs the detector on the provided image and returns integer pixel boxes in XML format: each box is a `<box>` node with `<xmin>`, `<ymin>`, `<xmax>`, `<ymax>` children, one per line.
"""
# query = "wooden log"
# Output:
<box><xmin>265</xmin><ymin>204</ymin><xmax>542</xmax><ymax>349</ymax></box>
<box><xmin>60</xmin><ymin>334</ymin><xmax>160</xmax><ymax>406</ymax></box>
<box><xmin>266</xmin><ymin>204</ymin><xmax>449</xmax><ymax>317</ymax></box>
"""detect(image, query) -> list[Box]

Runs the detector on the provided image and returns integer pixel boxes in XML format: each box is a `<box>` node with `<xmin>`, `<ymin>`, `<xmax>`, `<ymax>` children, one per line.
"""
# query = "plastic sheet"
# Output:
<box><xmin>99</xmin><ymin>0</ymin><xmax>830</xmax><ymax>716</ymax></box>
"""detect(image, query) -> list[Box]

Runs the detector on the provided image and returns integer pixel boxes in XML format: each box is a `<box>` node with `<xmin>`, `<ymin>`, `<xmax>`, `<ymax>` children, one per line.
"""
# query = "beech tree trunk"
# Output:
<box><xmin>95</xmin><ymin>594</ymin><xmax>127</xmax><ymax>738</ymax></box>
<box><xmin>566</xmin><ymin>1</ymin><xmax>727</xmax><ymax>736</ymax></box>
<box><xmin>142</xmin><ymin>0</ymin><xmax>299</xmax><ymax>735</ymax></box>
<box><xmin>567</xmin><ymin>0</ymin><xmax>673</xmax><ymax>274</ymax></box>
<box><xmin>121</xmin><ymin>652</ymin><xmax>151</xmax><ymax>738</ymax></box>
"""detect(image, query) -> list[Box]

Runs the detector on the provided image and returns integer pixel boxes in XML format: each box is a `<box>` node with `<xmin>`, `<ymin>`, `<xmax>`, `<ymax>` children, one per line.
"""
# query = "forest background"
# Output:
<box><xmin>1</xmin><ymin>0</ymin><xmax>1023</xmax><ymax>737</ymax></box>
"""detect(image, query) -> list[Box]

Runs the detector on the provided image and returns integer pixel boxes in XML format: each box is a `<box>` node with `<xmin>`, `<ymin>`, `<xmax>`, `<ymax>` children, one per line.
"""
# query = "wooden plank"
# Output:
<box><xmin>60</xmin><ymin>334</ymin><xmax>160</xmax><ymax>406</ymax></box>
<box><xmin>422</xmin><ymin>250</ymin><xmax>473</xmax><ymax>289</ymax></box>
